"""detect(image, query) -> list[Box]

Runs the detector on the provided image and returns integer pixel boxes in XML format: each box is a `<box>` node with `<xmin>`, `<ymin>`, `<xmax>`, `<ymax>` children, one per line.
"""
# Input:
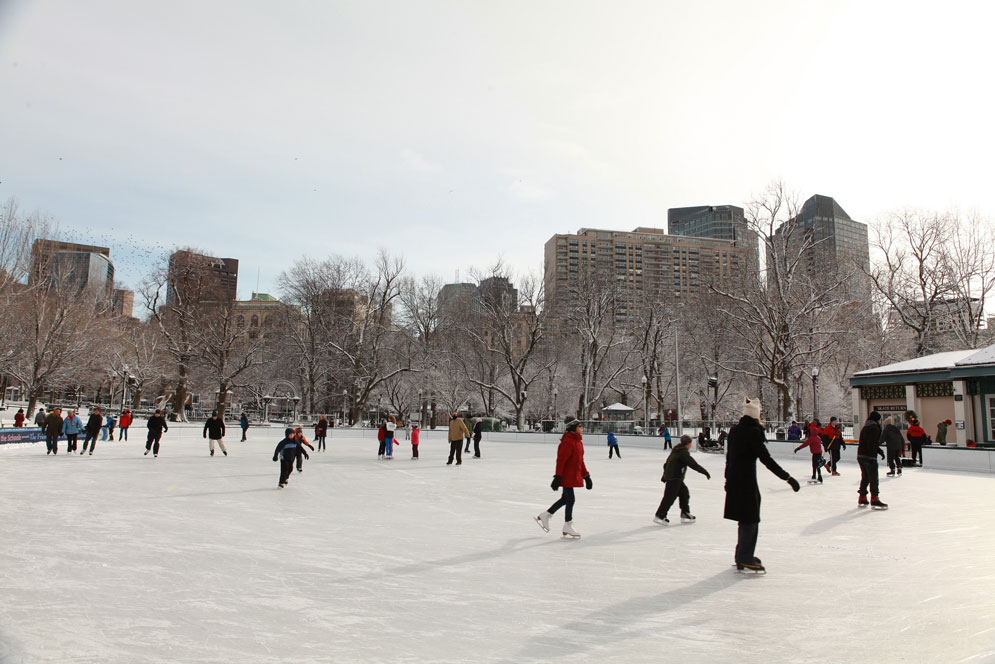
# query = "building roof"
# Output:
<box><xmin>853</xmin><ymin>351</ymin><xmax>977</xmax><ymax>377</ymax></box>
<box><xmin>850</xmin><ymin>343</ymin><xmax>995</xmax><ymax>386</ymax></box>
<box><xmin>602</xmin><ymin>402</ymin><xmax>634</xmax><ymax>412</ymax></box>
<box><xmin>954</xmin><ymin>344</ymin><xmax>995</xmax><ymax>367</ymax></box>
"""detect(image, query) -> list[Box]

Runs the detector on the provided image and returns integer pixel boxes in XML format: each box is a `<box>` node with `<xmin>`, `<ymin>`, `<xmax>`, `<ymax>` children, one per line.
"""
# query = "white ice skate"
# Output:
<box><xmin>561</xmin><ymin>521</ymin><xmax>581</xmax><ymax>538</ymax></box>
<box><xmin>535</xmin><ymin>511</ymin><xmax>551</xmax><ymax>532</ymax></box>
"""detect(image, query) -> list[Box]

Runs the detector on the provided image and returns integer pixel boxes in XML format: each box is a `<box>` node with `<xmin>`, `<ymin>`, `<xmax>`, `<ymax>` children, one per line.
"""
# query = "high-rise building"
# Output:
<box><xmin>29</xmin><ymin>239</ymin><xmax>114</xmax><ymax>293</ymax></box>
<box><xmin>776</xmin><ymin>194</ymin><xmax>870</xmax><ymax>276</ymax></box>
<box><xmin>165</xmin><ymin>250</ymin><xmax>239</xmax><ymax>305</ymax></box>
<box><xmin>667</xmin><ymin>204</ymin><xmax>756</xmax><ymax>254</ymax></box>
<box><xmin>476</xmin><ymin>276</ymin><xmax>518</xmax><ymax>311</ymax></box>
<box><xmin>544</xmin><ymin>227</ymin><xmax>746</xmax><ymax>322</ymax></box>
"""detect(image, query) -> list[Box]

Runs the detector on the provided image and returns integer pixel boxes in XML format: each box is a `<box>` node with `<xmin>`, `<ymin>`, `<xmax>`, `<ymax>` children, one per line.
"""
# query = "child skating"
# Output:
<box><xmin>535</xmin><ymin>418</ymin><xmax>592</xmax><ymax>538</ymax></box>
<box><xmin>272</xmin><ymin>428</ymin><xmax>299</xmax><ymax>488</ymax></box>
<box><xmin>654</xmin><ymin>434</ymin><xmax>710</xmax><ymax>524</ymax></box>
<box><xmin>411</xmin><ymin>424</ymin><xmax>420</xmax><ymax>459</ymax></box>
<box><xmin>794</xmin><ymin>423</ymin><xmax>825</xmax><ymax>484</ymax></box>
<box><xmin>607</xmin><ymin>430</ymin><xmax>621</xmax><ymax>459</ymax></box>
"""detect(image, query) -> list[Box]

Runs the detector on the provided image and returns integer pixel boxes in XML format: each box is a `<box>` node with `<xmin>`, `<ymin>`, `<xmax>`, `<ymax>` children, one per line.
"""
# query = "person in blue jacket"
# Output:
<box><xmin>273</xmin><ymin>428</ymin><xmax>301</xmax><ymax>488</ymax></box>
<box><xmin>787</xmin><ymin>421</ymin><xmax>803</xmax><ymax>441</ymax></box>
<box><xmin>607</xmin><ymin>430</ymin><xmax>621</xmax><ymax>459</ymax></box>
<box><xmin>661</xmin><ymin>426</ymin><xmax>672</xmax><ymax>450</ymax></box>
<box><xmin>62</xmin><ymin>409</ymin><xmax>84</xmax><ymax>453</ymax></box>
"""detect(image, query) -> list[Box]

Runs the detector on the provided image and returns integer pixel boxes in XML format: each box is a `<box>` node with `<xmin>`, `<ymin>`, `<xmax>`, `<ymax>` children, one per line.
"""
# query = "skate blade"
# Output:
<box><xmin>535</xmin><ymin>517</ymin><xmax>550</xmax><ymax>533</ymax></box>
<box><xmin>871</xmin><ymin>505</ymin><xmax>889</xmax><ymax>510</ymax></box>
<box><xmin>561</xmin><ymin>533</ymin><xmax>581</xmax><ymax>539</ymax></box>
<box><xmin>733</xmin><ymin>564</ymin><xmax>766</xmax><ymax>574</ymax></box>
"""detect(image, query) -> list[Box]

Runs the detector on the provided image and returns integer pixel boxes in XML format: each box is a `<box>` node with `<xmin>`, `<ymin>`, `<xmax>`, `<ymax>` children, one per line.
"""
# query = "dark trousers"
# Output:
<box><xmin>548</xmin><ymin>486</ymin><xmax>576</xmax><ymax>522</ymax></box>
<box><xmin>735</xmin><ymin>522</ymin><xmax>759</xmax><ymax>564</ymax></box>
<box><xmin>609</xmin><ymin>444</ymin><xmax>621</xmax><ymax>458</ymax></box>
<box><xmin>412</xmin><ymin>443</ymin><xmax>419</xmax><ymax>458</ymax></box>
<box><xmin>316</xmin><ymin>435</ymin><xmax>326</xmax><ymax>451</ymax></box>
<box><xmin>830</xmin><ymin>443</ymin><xmax>841</xmax><ymax>472</ymax></box>
<box><xmin>887</xmin><ymin>449</ymin><xmax>903</xmax><ymax>474</ymax></box>
<box><xmin>448</xmin><ymin>440</ymin><xmax>462</xmax><ymax>464</ymax></box>
<box><xmin>119</xmin><ymin>426</ymin><xmax>129</xmax><ymax>441</ymax></box>
<box><xmin>146</xmin><ymin>433</ymin><xmax>163</xmax><ymax>455</ymax></box>
<box><xmin>909</xmin><ymin>441</ymin><xmax>923</xmax><ymax>465</ymax></box>
<box><xmin>83</xmin><ymin>431</ymin><xmax>99</xmax><ymax>454</ymax></box>
<box><xmin>279</xmin><ymin>456</ymin><xmax>295</xmax><ymax>485</ymax></box>
<box><xmin>464</xmin><ymin>436</ymin><xmax>471</xmax><ymax>453</ymax></box>
<box><xmin>241</xmin><ymin>426</ymin><xmax>248</xmax><ymax>441</ymax></box>
<box><xmin>656</xmin><ymin>480</ymin><xmax>689</xmax><ymax>518</ymax></box>
<box><xmin>46</xmin><ymin>434</ymin><xmax>59</xmax><ymax>454</ymax></box>
<box><xmin>664</xmin><ymin>439</ymin><xmax>672</xmax><ymax>450</ymax></box>
<box><xmin>66</xmin><ymin>433</ymin><xmax>78</xmax><ymax>452</ymax></box>
<box><xmin>296</xmin><ymin>450</ymin><xmax>306</xmax><ymax>471</ymax></box>
<box><xmin>858</xmin><ymin>456</ymin><xmax>880</xmax><ymax>497</ymax></box>
<box><xmin>473</xmin><ymin>436</ymin><xmax>481</xmax><ymax>458</ymax></box>
<box><xmin>811</xmin><ymin>454</ymin><xmax>823</xmax><ymax>479</ymax></box>
<box><xmin>378</xmin><ymin>441</ymin><xmax>386</xmax><ymax>457</ymax></box>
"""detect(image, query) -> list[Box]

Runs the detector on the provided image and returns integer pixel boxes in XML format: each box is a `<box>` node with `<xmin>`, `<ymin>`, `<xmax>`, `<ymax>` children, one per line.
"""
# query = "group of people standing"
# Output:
<box><xmin>373</xmin><ymin>412</ymin><xmax>483</xmax><ymax>463</ymax></box>
<box><xmin>36</xmin><ymin>406</ymin><xmax>131</xmax><ymax>456</ymax></box>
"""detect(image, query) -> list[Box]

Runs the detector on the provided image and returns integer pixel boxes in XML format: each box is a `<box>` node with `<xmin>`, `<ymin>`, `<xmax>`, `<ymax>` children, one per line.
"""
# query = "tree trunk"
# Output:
<box><xmin>131</xmin><ymin>386</ymin><xmax>143</xmax><ymax>411</ymax></box>
<box><xmin>173</xmin><ymin>365</ymin><xmax>189</xmax><ymax>423</ymax></box>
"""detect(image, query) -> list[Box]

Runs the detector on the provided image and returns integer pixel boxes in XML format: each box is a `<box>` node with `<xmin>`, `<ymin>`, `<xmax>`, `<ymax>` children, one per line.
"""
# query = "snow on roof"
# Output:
<box><xmin>601</xmin><ymin>402</ymin><xmax>634</xmax><ymax>411</ymax></box>
<box><xmin>954</xmin><ymin>343</ymin><xmax>995</xmax><ymax>366</ymax></box>
<box><xmin>853</xmin><ymin>350</ymin><xmax>977</xmax><ymax>376</ymax></box>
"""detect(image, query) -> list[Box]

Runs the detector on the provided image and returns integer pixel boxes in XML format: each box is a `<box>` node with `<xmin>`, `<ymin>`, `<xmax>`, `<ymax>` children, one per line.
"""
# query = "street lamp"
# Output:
<box><xmin>674</xmin><ymin>322</ymin><xmax>682</xmax><ymax>437</ymax></box>
<box><xmin>263</xmin><ymin>395</ymin><xmax>272</xmax><ymax>422</ymax></box>
<box><xmin>342</xmin><ymin>389</ymin><xmax>348</xmax><ymax>426</ymax></box>
<box><xmin>641</xmin><ymin>374</ymin><xmax>648</xmax><ymax>434</ymax></box>
<box><xmin>707</xmin><ymin>376</ymin><xmax>718</xmax><ymax>440</ymax></box>
<box><xmin>812</xmin><ymin>366</ymin><xmax>819</xmax><ymax>421</ymax></box>
<box><xmin>552</xmin><ymin>387</ymin><xmax>558</xmax><ymax>421</ymax></box>
<box><xmin>291</xmin><ymin>396</ymin><xmax>300</xmax><ymax>424</ymax></box>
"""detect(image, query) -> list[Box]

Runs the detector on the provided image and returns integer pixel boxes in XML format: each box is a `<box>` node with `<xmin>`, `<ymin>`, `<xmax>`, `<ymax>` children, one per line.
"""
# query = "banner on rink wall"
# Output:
<box><xmin>0</xmin><ymin>428</ymin><xmax>45</xmax><ymax>445</ymax></box>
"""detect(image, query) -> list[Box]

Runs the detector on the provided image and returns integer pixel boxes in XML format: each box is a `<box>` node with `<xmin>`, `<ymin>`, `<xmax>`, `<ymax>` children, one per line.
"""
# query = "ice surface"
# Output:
<box><xmin>2</xmin><ymin>426</ymin><xmax>994</xmax><ymax>663</ymax></box>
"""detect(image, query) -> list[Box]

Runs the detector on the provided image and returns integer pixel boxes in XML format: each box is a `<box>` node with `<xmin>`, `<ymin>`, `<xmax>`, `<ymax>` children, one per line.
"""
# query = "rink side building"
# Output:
<box><xmin>849</xmin><ymin>343</ymin><xmax>995</xmax><ymax>446</ymax></box>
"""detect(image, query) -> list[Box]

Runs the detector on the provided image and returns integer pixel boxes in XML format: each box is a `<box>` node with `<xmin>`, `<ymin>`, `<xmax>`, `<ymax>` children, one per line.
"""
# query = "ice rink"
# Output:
<box><xmin>2</xmin><ymin>424</ymin><xmax>994</xmax><ymax>664</ymax></box>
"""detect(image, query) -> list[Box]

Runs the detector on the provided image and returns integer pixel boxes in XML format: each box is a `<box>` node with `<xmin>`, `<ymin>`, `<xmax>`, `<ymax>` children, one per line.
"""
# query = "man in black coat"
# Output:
<box><xmin>724</xmin><ymin>398</ymin><xmax>800</xmax><ymax>572</ymax></box>
<box><xmin>857</xmin><ymin>411</ymin><xmax>888</xmax><ymax>509</ymax></box>
<box><xmin>145</xmin><ymin>409</ymin><xmax>168</xmax><ymax>457</ymax></box>
<box><xmin>44</xmin><ymin>407</ymin><xmax>64</xmax><ymax>455</ymax></box>
<box><xmin>82</xmin><ymin>407</ymin><xmax>102</xmax><ymax>455</ymax></box>
<box><xmin>203</xmin><ymin>411</ymin><xmax>227</xmax><ymax>457</ymax></box>
<box><xmin>654</xmin><ymin>434</ymin><xmax>710</xmax><ymax>524</ymax></box>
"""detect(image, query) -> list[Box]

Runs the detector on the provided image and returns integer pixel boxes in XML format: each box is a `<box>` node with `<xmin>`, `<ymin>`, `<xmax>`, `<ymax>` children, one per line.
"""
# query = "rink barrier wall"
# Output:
<box><xmin>0</xmin><ymin>428</ymin><xmax>44</xmax><ymax>445</ymax></box>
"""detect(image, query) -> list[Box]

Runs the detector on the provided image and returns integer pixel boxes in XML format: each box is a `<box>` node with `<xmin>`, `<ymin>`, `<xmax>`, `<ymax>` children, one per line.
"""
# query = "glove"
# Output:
<box><xmin>703</xmin><ymin>470</ymin><xmax>711</xmax><ymax>480</ymax></box>
<box><xmin>272</xmin><ymin>456</ymin><xmax>277</xmax><ymax>462</ymax></box>
<box><xmin>787</xmin><ymin>477</ymin><xmax>800</xmax><ymax>492</ymax></box>
<box><xmin>304</xmin><ymin>452</ymin><xmax>310</xmax><ymax>460</ymax></box>
<box><xmin>584</xmin><ymin>475</ymin><xmax>593</xmax><ymax>490</ymax></box>
<box><xmin>550</xmin><ymin>476</ymin><xmax>562</xmax><ymax>491</ymax></box>
<box><xmin>841</xmin><ymin>442</ymin><xmax>847</xmax><ymax>450</ymax></box>
<box><xmin>793</xmin><ymin>448</ymin><xmax>798</xmax><ymax>454</ymax></box>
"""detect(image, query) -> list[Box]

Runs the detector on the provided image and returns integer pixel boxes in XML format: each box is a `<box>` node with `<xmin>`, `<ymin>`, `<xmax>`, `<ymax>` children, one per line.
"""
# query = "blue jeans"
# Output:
<box><xmin>385</xmin><ymin>436</ymin><xmax>394</xmax><ymax>457</ymax></box>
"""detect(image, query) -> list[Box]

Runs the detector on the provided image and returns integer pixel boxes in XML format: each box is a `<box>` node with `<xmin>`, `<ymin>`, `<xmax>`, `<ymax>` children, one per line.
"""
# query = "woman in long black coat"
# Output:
<box><xmin>724</xmin><ymin>399</ymin><xmax>800</xmax><ymax>572</ymax></box>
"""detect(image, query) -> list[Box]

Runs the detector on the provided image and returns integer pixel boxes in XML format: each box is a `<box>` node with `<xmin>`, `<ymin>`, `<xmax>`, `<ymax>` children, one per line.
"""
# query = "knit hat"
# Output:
<box><xmin>944</xmin><ymin>419</ymin><xmax>952</xmax><ymax>425</ymax></box>
<box><xmin>868</xmin><ymin>410</ymin><xmax>881</xmax><ymax>422</ymax></box>
<box><xmin>285</xmin><ymin>427</ymin><xmax>294</xmax><ymax>436</ymax></box>
<box><xmin>679</xmin><ymin>434</ymin><xmax>692</xmax><ymax>446</ymax></box>
<box><xmin>829</xmin><ymin>417</ymin><xmax>838</xmax><ymax>423</ymax></box>
<box><xmin>564</xmin><ymin>417</ymin><xmax>581</xmax><ymax>432</ymax></box>
<box><xmin>743</xmin><ymin>397</ymin><xmax>761</xmax><ymax>420</ymax></box>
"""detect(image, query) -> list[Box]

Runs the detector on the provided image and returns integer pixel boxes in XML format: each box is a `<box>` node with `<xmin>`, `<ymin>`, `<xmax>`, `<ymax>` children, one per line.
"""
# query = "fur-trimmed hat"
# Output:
<box><xmin>564</xmin><ymin>416</ymin><xmax>581</xmax><ymax>432</ymax></box>
<box><xmin>743</xmin><ymin>397</ymin><xmax>761</xmax><ymax>421</ymax></box>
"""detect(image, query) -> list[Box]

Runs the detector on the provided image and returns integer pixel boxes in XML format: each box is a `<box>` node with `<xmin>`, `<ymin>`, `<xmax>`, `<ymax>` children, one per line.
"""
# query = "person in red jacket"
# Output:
<box><xmin>118</xmin><ymin>409</ymin><xmax>133</xmax><ymax>441</ymax></box>
<box><xmin>535</xmin><ymin>417</ymin><xmax>592</xmax><ymax>538</ymax></box>
<box><xmin>906</xmin><ymin>419</ymin><xmax>927</xmax><ymax>466</ymax></box>
<box><xmin>14</xmin><ymin>408</ymin><xmax>25</xmax><ymax>427</ymax></box>
<box><xmin>410</xmin><ymin>423</ymin><xmax>420</xmax><ymax>459</ymax></box>
<box><xmin>794</xmin><ymin>423</ymin><xmax>825</xmax><ymax>483</ymax></box>
<box><xmin>822</xmin><ymin>417</ymin><xmax>844</xmax><ymax>475</ymax></box>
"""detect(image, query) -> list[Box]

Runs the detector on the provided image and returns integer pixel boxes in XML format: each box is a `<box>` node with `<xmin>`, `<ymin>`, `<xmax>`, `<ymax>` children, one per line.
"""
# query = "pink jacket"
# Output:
<box><xmin>411</xmin><ymin>429</ymin><xmax>420</xmax><ymax>445</ymax></box>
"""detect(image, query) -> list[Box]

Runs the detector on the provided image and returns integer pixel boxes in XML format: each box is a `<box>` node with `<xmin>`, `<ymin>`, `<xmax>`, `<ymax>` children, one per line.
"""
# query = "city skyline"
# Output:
<box><xmin>2</xmin><ymin>1</ymin><xmax>993</xmax><ymax>297</ymax></box>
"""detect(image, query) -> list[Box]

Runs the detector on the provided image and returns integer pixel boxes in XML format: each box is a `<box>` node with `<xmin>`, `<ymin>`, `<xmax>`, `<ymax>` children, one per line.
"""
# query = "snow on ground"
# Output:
<box><xmin>1</xmin><ymin>425</ymin><xmax>994</xmax><ymax>664</ymax></box>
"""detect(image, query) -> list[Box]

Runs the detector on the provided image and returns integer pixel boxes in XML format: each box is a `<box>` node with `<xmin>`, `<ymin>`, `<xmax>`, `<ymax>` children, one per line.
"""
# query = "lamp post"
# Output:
<box><xmin>707</xmin><ymin>375</ymin><xmax>718</xmax><ymax>441</ymax></box>
<box><xmin>552</xmin><ymin>387</ymin><xmax>558</xmax><ymax>422</ymax></box>
<box><xmin>263</xmin><ymin>395</ymin><xmax>272</xmax><ymax>422</ymax></box>
<box><xmin>342</xmin><ymin>389</ymin><xmax>348</xmax><ymax>426</ymax></box>
<box><xmin>376</xmin><ymin>396</ymin><xmax>382</xmax><ymax>427</ymax></box>
<box><xmin>430</xmin><ymin>392</ymin><xmax>436</xmax><ymax>429</ymax></box>
<box><xmin>641</xmin><ymin>374</ymin><xmax>648</xmax><ymax>433</ymax></box>
<box><xmin>674</xmin><ymin>323</ymin><xmax>682</xmax><ymax>437</ymax></box>
<box><xmin>812</xmin><ymin>366</ymin><xmax>819</xmax><ymax>421</ymax></box>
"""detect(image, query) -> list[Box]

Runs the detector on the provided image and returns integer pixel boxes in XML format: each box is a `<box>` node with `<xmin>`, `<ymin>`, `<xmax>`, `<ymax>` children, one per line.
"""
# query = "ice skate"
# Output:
<box><xmin>871</xmin><ymin>498</ymin><xmax>888</xmax><ymax>510</ymax></box>
<box><xmin>653</xmin><ymin>516</ymin><xmax>669</xmax><ymax>525</ymax></box>
<box><xmin>831</xmin><ymin>471</ymin><xmax>840</xmax><ymax>476</ymax></box>
<box><xmin>680</xmin><ymin>512</ymin><xmax>696</xmax><ymax>524</ymax></box>
<box><xmin>222</xmin><ymin>450</ymin><xmax>227</xmax><ymax>456</ymax></box>
<box><xmin>535</xmin><ymin>511</ymin><xmax>551</xmax><ymax>532</ymax></box>
<box><xmin>807</xmin><ymin>478</ymin><xmax>820</xmax><ymax>484</ymax></box>
<box><xmin>886</xmin><ymin>470</ymin><xmax>895</xmax><ymax>476</ymax></box>
<box><xmin>144</xmin><ymin>450</ymin><xmax>150</xmax><ymax>456</ymax></box>
<box><xmin>858</xmin><ymin>495</ymin><xmax>869</xmax><ymax>508</ymax></box>
<box><xmin>735</xmin><ymin>560</ymin><xmax>766</xmax><ymax>574</ymax></box>
<box><xmin>561</xmin><ymin>521</ymin><xmax>580</xmax><ymax>538</ymax></box>
<box><xmin>210</xmin><ymin>450</ymin><xmax>214</xmax><ymax>456</ymax></box>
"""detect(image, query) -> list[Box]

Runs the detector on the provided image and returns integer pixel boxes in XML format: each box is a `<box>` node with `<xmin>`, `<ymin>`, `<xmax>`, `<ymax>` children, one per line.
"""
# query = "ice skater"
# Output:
<box><xmin>882</xmin><ymin>416</ymin><xmax>904</xmax><ymax>477</ymax></box>
<box><xmin>101</xmin><ymin>414</ymin><xmax>116</xmax><ymax>441</ymax></box>
<box><xmin>240</xmin><ymin>412</ymin><xmax>249</xmax><ymax>441</ymax></box>
<box><xmin>823</xmin><ymin>417</ymin><xmax>844</xmax><ymax>475</ymax></box>
<box><xmin>607</xmin><ymin>430</ymin><xmax>621</xmax><ymax>458</ymax></box>
<box><xmin>82</xmin><ymin>407</ymin><xmax>102</xmax><ymax>455</ymax></box>
<box><xmin>294</xmin><ymin>427</ymin><xmax>313</xmax><ymax>472</ymax></box>
<box><xmin>62</xmin><ymin>409</ymin><xmax>83</xmax><ymax>453</ymax></box>
<box><xmin>724</xmin><ymin>398</ymin><xmax>800</xmax><ymax>573</ymax></box>
<box><xmin>654</xmin><ymin>434</ymin><xmax>710</xmax><ymax>524</ymax></box>
<box><xmin>204</xmin><ymin>411</ymin><xmax>228</xmax><ymax>456</ymax></box>
<box><xmin>411</xmin><ymin>423</ymin><xmax>420</xmax><ymax>459</ymax></box>
<box><xmin>377</xmin><ymin>421</ymin><xmax>387</xmax><ymax>459</ymax></box>
<box><xmin>44</xmin><ymin>407</ymin><xmax>63</xmax><ymax>455</ymax></box>
<box><xmin>662</xmin><ymin>425</ymin><xmax>672</xmax><ymax>450</ymax></box>
<box><xmin>273</xmin><ymin>428</ymin><xmax>299</xmax><ymax>488</ymax></box>
<box><xmin>472</xmin><ymin>418</ymin><xmax>482</xmax><ymax>458</ymax></box>
<box><xmin>384</xmin><ymin>416</ymin><xmax>397</xmax><ymax>459</ymax></box>
<box><xmin>906</xmin><ymin>416</ymin><xmax>926</xmax><ymax>467</ymax></box>
<box><xmin>118</xmin><ymin>410</ymin><xmax>132</xmax><ymax>441</ymax></box>
<box><xmin>535</xmin><ymin>417</ymin><xmax>592</xmax><ymax>538</ymax></box>
<box><xmin>314</xmin><ymin>416</ymin><xmax>328</xmax><ymax>451</ymax></box>
<box><xmin>144</xmin><ymin>409</ymin><xmax>168</xmax><ymax>457</ymax></box>
<box><xmin>447</xmin><ymin>412</ymin><xmax>469</xmax><ymax>465</ymax></box>
<box><xmin>794</xmin><ymin>423</ymin><xmax>824</xmax><ymax>483</ymax></box>
<box><xmin>463</xmin><ymin>415</ymin><xmax>473</xmax><ymax>454</ymax></box>
<box><xmin>856</xmin><ymin>411</ymin><xmax>888</xmax><ymax>509</ymax></box>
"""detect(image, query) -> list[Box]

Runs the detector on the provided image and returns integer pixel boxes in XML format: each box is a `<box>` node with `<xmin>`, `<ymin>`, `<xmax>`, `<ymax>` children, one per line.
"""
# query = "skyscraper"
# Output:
<box><xmin>29</xmin><ymin>239</ymin><xmax>115</xmax><ymax>293</ymax></box>
<box><xmin>667</xmin><ymin>204</ymin><xmax>756</xmax><ymax>252</ymax></box>
<box><xmin>165</xmin><ymin>250</ymin><xmax>239</xmax><ymax>305</ymax></box>
<box><xmin>773</xmin><ymin>194</ymin><xmax>870</xmax><ymax>285</ymax></box>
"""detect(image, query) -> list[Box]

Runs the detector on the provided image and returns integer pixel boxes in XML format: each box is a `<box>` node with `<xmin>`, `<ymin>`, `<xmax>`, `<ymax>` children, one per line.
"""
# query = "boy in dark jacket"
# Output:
<box><xmin>857</xmin><ymin>411</ymin><xmax>888</xmax><ymax>509</ymax></box>
<box><xmin>145</xmin><ymin>409</ymin><xmax>168</xmax><ymax>457</ymax></box>
<box><xmin>273</xmin><ymin>428</ymin><xmax>300</xmax><ymax>488</ymax></box>
<box><xmin>724</xmin><ymin>398</ymin><xmax>800</xmax><ymax>573</ymax></box>
<box><xmin>44</xmin><ymin>407</ymin><xmax>64</xmax><ymax>455</ymax></box>
<box><xmin>83</xmin><ymin>408</ymin><xmax>102</xmax><ymax>455</ymax></box>
<box><xmin>654</xmin><ymin>434</ymin><xmax>710</xmax><ymax>524</ymax></box>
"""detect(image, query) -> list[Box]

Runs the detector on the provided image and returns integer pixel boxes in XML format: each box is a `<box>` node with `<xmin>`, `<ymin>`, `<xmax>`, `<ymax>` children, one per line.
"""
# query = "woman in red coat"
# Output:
<box><xmin>535</xmin><ymin>418</ymin><xmax>592</xmax><ymax>538</ymax></box>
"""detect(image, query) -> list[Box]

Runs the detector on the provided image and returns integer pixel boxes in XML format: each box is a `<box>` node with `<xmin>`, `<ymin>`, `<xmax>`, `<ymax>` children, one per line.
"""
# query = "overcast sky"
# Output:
<box><xmin>1</xmin><ymin>0</ymin><xmax>993</xmax><ymax>298</ymax></box>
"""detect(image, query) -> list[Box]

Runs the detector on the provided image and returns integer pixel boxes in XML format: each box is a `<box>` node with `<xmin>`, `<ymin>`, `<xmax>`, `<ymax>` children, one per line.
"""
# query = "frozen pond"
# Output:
<box><xmin>1</xmin><ymin>424</ymin><xmax>993</xmax><ymax>663</ymax></box>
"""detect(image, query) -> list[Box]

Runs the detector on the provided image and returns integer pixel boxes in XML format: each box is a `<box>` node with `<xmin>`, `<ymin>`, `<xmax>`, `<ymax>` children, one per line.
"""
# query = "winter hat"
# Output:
<box><xmin>564</xmin><ymin>417</ymin><xmax>581</xmax><ymax>432</ymax></box>
<box><xmin>944</xmin><ymin>419</ymin><xmax>952</xmax><ymax>425</ymax></box>
<box><xmin>868</xmin><ymin>410</ymin><xmax>881</xmax><ymax>422</ymax></box>
<box><xmin>743</xmin><ymin>397</ymin><xmax>761</xmax><ymax>421</ymax></box>
<box><xmin>829</xmin><ymin>417</ymin><xmax>838</xmax><ymax>423</ymax></box>
<box><xmin>284</xmin><ymin>427</ymin><xmax>294</xmax><ymax>436</ymax></box>
<box><xmin>679</xmin><ymin>434</ymin><xmax>692</xmax><ymax>446</ymax></box>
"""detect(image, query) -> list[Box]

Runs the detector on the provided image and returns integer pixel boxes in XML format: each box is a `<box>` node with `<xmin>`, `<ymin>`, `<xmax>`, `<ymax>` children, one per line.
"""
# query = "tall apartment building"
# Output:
<box><xmin>165</xmin><ymin>250</ymin><xmax>239</xmax><ymax>305</ymax></box>
<box><xmin>29</xmin><ymin>239</ymin><xmax>115</xmax><ymax>293</ymax></box>
<box><xmin>667</xmin><ymin>204</ymin><xmax>756</xmax><ymax>253</ymax></box>
<box><xmin>544</xmin><ymin>227</ymin><xmax>745</xmax><ymax>322</ymax></box>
